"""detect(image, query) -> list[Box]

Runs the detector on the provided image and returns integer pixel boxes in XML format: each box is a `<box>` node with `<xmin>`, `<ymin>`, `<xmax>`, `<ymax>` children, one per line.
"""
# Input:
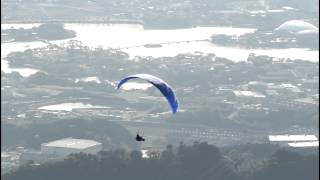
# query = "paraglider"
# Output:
<box><xmin>136</xmin><ymin>130</ymin><xmax>145</xmax><ymax>141</ymax></box>
<box><xmin>117</xmin><ymin>74</ymin><xmax>179</xmax><ymax>114</ymax></box>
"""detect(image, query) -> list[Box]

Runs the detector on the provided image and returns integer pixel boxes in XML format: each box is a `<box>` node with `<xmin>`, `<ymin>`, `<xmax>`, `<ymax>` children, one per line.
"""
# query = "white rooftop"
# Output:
<box><xmin>75</xmin><ymin>76</ymin><xmax>102</xmax><ymax>84</ymax></box>
<box><xmin>288</xmin><ymin>141</ymin><xmax>319</xmax><ymax>147</ymax></box>
<box><xmin>233</xmin><ymin>90</ymin><xmax>266</xmax><ymax>98</ymax></box>
<box><xmin>141</xmin><ymin>150</ymin><xmax>149</xmax><ymax>158</ymax></box>
<box><xmin>281</xmin><ymin>83</ymin><xmax>297</xmax><ymax>88</ymax></box>
<box><xmin>269</xmin><ymin>135</ymin><xmax>318</xmax><ymax>142</ymax></box>
<box><xmin>294</xmin><ymin>98</ymin><xmax>318</xmax><ymax>105</ymax></box>
<box><xmin>38</xmin><ymin>103</ymin><xmax>109</xmax><ymax>112</ymax></box>
<box><xmin>42</xmin><ymin>138</ymin><xmax>102</xmax><ymax>149</ymax></box>
<box><xmin>248</xmin><ymin>81</ymin><xmax>268</xmax><ymax>86</ymax></box>
<box><xmin>275</xmin><ymin>20</ymin><xmax>318</xmax><ymax>33</ymax></box>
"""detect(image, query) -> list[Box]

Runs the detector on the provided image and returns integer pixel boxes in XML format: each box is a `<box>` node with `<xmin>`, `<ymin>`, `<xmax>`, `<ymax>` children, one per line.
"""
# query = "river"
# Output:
<box><xmin>1</xmin><ymin>23</ymin><xmax>319</xmax><ymax>77</ymax></box>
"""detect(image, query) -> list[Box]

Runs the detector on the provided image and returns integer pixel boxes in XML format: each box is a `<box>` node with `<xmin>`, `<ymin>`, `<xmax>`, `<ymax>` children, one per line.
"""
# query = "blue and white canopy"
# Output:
<box><xmin>117</xmin><ymin>74</ymin><xmax>178</xmax><ymax>114</ymax></box>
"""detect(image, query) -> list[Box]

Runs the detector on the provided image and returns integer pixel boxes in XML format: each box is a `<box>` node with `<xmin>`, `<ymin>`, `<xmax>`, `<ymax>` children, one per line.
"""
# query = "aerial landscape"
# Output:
<box><xmin>1</xmin><ymin>0</ymin><xmax>319</xmax><ymax>179</ymax></box>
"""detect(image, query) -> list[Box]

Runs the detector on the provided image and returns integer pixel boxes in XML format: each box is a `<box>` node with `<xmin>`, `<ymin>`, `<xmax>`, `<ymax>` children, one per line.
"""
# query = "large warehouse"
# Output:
<box><xmin>20</xmin><ymin>138</ymin><xmax>102</xmax><ymax>165</ymax></box>
<box><xmin>41</xmin><ymin>138</ymin><xmax>103</xmax><ymax>157</ymax></box>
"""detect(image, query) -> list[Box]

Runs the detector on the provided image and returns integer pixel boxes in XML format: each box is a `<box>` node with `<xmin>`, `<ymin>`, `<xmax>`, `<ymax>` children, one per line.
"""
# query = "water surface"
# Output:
<box><xmin>1</xmin><ymin>23</ymin><xmax>318</xmax><ymax>77</ymax></box>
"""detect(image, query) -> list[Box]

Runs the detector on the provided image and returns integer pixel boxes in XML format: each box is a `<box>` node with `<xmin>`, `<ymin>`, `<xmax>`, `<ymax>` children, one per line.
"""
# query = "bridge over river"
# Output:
<box><xmin>115</xmin><ymin>39</ymin><xmax>210</xmax><ymax>50</ymax></box>
<box><xmin>35</xmin><ymin>38</ymin><xmax>211</xmax><ymax>50</ymax></box>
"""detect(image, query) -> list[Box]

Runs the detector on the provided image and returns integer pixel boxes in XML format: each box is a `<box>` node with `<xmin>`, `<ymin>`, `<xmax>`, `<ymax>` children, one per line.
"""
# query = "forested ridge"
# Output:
<box><xmin>3</xmin><ymin>142</ymin><xmax>318</xmax><ymax>180</ymax></box>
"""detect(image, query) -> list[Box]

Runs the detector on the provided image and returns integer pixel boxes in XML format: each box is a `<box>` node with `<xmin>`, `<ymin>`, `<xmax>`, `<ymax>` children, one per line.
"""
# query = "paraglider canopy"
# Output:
<box><xmin>117</xmin><ymin>74</ymin><xmax>178</xmax><ymax>114</ymax></box>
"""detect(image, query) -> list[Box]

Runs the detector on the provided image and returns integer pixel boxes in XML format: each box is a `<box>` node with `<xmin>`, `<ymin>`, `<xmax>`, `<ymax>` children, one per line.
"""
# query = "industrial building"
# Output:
<box><xmin>41</xmin><ymin>137</ymin><xmax>102</xmax><ymax>156</ymax></box>
<box><xmin>19</xmin><ymin>138</ymin><xmax>102</xmax><ymax>165</ymax></box>
<box><xmin>268</xmin><ymin>134</ymin><xmax>319</xmax><ymax>148</ymax></box>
